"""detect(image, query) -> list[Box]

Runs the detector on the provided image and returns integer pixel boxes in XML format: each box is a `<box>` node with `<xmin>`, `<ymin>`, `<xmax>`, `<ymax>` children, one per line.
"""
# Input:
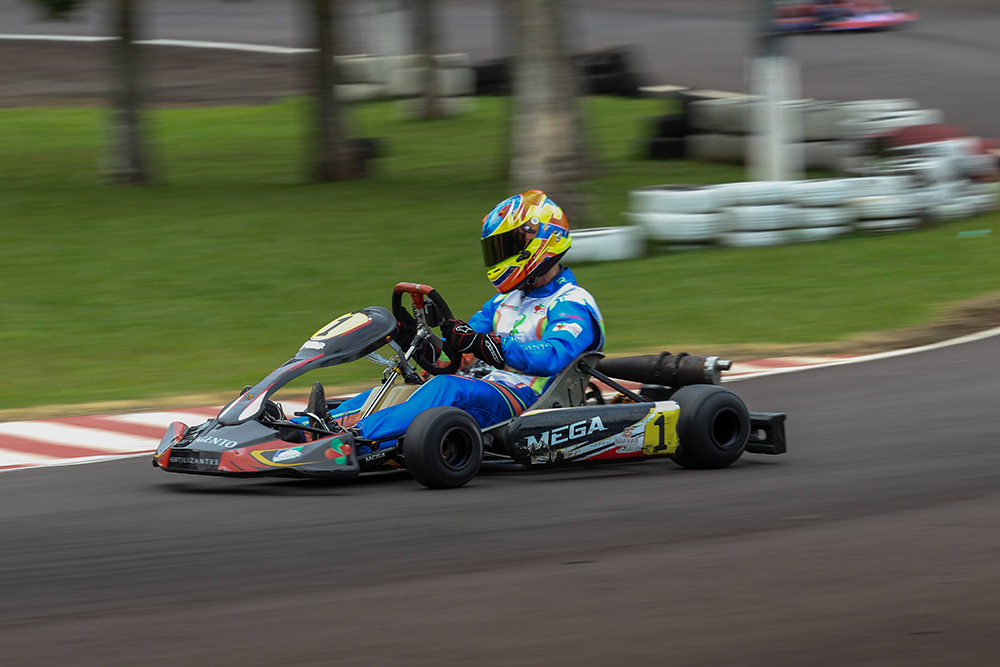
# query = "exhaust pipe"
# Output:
<box><xmin>595</xmin><ymin>352</ymin><xmax>732</xmax><ymax>387</ymax></box>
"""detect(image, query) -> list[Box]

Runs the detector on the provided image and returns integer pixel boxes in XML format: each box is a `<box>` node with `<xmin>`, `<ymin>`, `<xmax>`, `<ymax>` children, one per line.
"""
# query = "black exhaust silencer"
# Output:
<box><xmin>594</xmin><ymin>352</ymin><xmax>732</xmax><ymax>387</ymax></box>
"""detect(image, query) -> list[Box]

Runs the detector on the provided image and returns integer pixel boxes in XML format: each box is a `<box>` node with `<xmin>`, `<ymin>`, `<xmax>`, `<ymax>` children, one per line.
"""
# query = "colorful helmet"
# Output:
<box><xmin>481</xmin><ymin>190</ymin><xmax>572</xmax><ymax>293</ymax></box>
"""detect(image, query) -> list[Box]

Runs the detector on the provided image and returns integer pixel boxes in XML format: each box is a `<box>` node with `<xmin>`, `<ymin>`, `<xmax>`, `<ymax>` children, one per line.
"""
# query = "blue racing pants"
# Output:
<box><xmin>332</xmin><ymin>374</ymin><xmax>537</xmax><ymax>446</ymax></box>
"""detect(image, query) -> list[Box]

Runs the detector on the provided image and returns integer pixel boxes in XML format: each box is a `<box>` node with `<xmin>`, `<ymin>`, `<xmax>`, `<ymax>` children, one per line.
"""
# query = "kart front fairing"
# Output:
<box><xmin>218</xmin><ymin>306</ymin><xmax>397</xmax><ymax>426</ymax></box>
<box><xmin>152</xmin><ymin>306</ymin><xmax>398</xmax><ymax>478</ymax></box>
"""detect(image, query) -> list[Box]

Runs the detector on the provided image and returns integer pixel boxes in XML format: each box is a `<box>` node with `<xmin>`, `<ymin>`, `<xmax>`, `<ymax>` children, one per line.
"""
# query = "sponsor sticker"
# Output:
<box><xmin>551</xmin><ymin>322</ymin><xmax>583</xmax><ymax>337</ymax></box>
<box><xmin>195</xmin><ymin>435</ymin><xmax>239</xmax><ymax>449</ymax></box>
<box><xmin>613</xmin><ymin>425</ymin><xmax>644</xmax><ymax>453</ymax></box>
<box><xmin>273</xmin><ymin>447</ymin><xmax>303</xmax><ymax>463</ymax></box>
<box><xmin>525</xmin><ymin>416</ymin><xmax>606</xmax><ymax>452</ymax></box>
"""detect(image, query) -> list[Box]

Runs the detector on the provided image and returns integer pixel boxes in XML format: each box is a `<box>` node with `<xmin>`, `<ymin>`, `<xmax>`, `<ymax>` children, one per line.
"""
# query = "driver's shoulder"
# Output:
<box><xmin>550</xmin><ymin>283</ymin><xmax>599</xmax><ymax>309</ymax></box>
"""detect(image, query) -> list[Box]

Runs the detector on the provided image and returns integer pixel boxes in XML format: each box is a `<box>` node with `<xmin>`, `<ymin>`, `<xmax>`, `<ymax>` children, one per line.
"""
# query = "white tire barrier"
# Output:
<box><xmin>802</xmin><ymin>141</ymin><xmax>864</xmax><ymax>173</ymax></box>
<box><xmin>689</xmin><ymin>98</ymin><xmax>755</xmax><ymax>133</ymax></box>
<box><xmin>851</xmin><ymin>195</ymin><xmax>921</xmax><ymax>220</ymax></box>
<box><xmin>434</xmin><ymin>53</ymin><xmax>471</xmax><ymax>69</ymax></box>
<box><xmin>837</xmin><ymin>98</ymin><xmax>920</xmax><ymax>115</ymax></box>
<box><xmin>849</xmin><ymin>176</ymin><xmax>910</xmax><ymax>198</ymax></box>
<box><xmin>804</xmin><ymin>103</ymin><xmax>846</xmax><ymax>141</ymax></box>
<box><xmin>791</xmin><ymin>225</ymin><xmax>852</xmax><ymax>243</ymax></box>
<box><xmin>928</xmin><ymin>199</ymin><xmax>976</xmax><ymax>221</ymax></box>
<box><xmin>704</xmin><ymin>183</ymin><xmax>742</xmax><ymax>208</ymax></box>
<box><xmin>719</xmin><ymin>230</ymin><xmax>793</xmax><ymax>248</ymax></box>
<box><xmin>969</xmin><ymin>181</ymin><xmax>1000</xmax><ymax>197</ymax></box>
<box><xmin>388</xmin><ymin>65</ymin><xmax>475</xmax><ymax>98</ymax></box>
<box><xmin>686</xmin><ymin>134</ymin><xmax>746</xmax><ymax>163</ymax></box>
<box><xmin>627</xmin><ymin>212</ymin><xmax>723</xmax><ymax>243</ymax></box>
<box><xmin>563</xmin><ymin>226</ymin><xmax>645</xmax><ymax>263</ymax></box>
<box><xmin>968</xmin><ymin>192</ymin><xmax>999</xmax><ymax>213</ymax></box>
<box><xmin>889</xmin><ymin>138</ymin><xmax>979</xmax><ymax>160</ymax></box>
<box><xmin>388</xmin><ymin>67</ymin><xmax>424</xmax><ymax>98</ymax></box>
<box><xmin>796</xmin><ymin>206</ymin><xmax>854</xmax><ymax>228</ymax></box>
<box><xmin>837</xmin><ymin>109</ymin><xmax>945</xmax><ymax>140</ymax></box>
<box><xmin>335</xmin><ymin>83</ymin><xmax>385</xmax><ymax>103</ymax></box>
<box><xmin>436</xmin><ymin>67</ymin><xmax>475</xmax><ymax>98</ymax></box>
<box><xmin>731</xmin><ymin>181</ymin><xmax>791</xmax><ymax>205</ymax></box>
<box><xmin>912</xmin><ymin>184</ymin><xmax>952</xmax><ymax>209</ymax></box>
<box><xmin>876</xmin><ymin>157</ymin><xmax>962</xmax><ymax>186</ymax></box>
<box><xmin>335</xmin><ymin>55</ymin><xmax>374</xmax><ymax>84</ymax></box>
<box><xmin>629</xmin><ymin>185</ymin><xmax>722</xmax><ymax>215</ymax></box>
<box><xmin>723</xmin><ymin>205</ymin><xmax>796</xmax><ymax>231</ymax></box>
<box><xmin>786</xmin><ymin>178</ymin><xmax>854</xmax><ymax>207</ymax></box>
<box><xmin>855</xmin><ymin>217</ymin><xmax>922</xmax><ymax>234</ymax></box>
<box><xmin>691</xmin><ymin>97</ymin><xmax>808</xmax><ymax>137</ymax></box>
<box><xmin>959</xmin><ymin>154</ymin><xmax>1000</xmax><ymax>179</ymax></box>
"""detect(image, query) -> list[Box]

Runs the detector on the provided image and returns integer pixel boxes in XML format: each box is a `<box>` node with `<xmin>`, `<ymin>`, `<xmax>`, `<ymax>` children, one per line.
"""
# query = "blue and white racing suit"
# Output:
<box><xmin>332</xmin><ymin>267</ymin><xmax>604</xmax><ymax>447</ymax></box>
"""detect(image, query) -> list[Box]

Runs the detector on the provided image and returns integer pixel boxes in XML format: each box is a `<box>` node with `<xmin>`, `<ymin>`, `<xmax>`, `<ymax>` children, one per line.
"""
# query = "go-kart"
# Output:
<box><xmin>774</xmin><ymin>2</ymin><xmax>918</xmax><ymax>33</ymax></box>
<box><xmin>152</xmin><ymin>283</ymin><xmax>786</xmax><ymax>489</ymax></box>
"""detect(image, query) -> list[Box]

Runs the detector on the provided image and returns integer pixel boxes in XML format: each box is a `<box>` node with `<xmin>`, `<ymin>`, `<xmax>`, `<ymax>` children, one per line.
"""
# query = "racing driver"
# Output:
<box><xmin>305</xmin><ymin>189</ymin><xmax>604</xmax><ymax>452</ymax></box>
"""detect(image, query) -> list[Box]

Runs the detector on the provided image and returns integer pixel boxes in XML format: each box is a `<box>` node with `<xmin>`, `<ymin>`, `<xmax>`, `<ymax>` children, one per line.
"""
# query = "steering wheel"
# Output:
<box><xmin>391</xmin><ymin>283</ymin><xmax>462</xmax><ymax>375</ymax></box>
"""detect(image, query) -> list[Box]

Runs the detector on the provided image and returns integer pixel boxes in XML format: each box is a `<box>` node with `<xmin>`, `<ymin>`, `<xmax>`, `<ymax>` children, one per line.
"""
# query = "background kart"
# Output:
<box><xmin>153</xmin><ymin>283</ymin><xmax>786</xmax><ymax>489</ymax></box>
<box><xmin>774</xmin><ymin>2</ymin><xmax>918</xmax><ymax>33</ymax></box>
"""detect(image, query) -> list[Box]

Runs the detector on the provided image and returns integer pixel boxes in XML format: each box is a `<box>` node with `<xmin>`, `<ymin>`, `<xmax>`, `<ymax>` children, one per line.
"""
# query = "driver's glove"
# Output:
<box><xmin>441</xmin><ymin>319</ymin><xmax>505</xmax><ymax>369</ymax></box>
<box><xmin>394</xmin><ymin>319</ymin><xmax>418</xmax><ymax>351</ymax></box>
<box><xmin>395</xmin><ymin>321</ymin><xmax>439</xmax><ymax>364</ymax></box>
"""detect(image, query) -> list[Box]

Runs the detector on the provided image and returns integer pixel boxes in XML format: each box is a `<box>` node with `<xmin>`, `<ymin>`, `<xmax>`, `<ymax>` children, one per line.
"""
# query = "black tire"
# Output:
<box><xmin>670</xmin><ymin>385</ymin><xmax>750</xmax><ymax>469</ymax></box>
<box><xmin>646</xmin><ymin>137</ymin><xmax>686</xmax><ymax>160</ymax></box>
<box><xmin>655</xmin><ymin>114</ymin><xmax>688</xmax><ymax>139</ymax></box>
<box><xmin>402</xmin><ymin>407</ymin><xmax>484</xmax><ymax>489</ymax></box>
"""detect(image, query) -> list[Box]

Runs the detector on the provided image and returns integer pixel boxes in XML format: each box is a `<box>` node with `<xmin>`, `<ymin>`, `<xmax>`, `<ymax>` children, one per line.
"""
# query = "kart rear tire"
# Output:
<box><xmin>402</xmin><ymin>407</ymin><xmax>483</xmax><ymax>489</ymax></box>
<box><xmin>670</xmin><ymin>385</ymin><xmax>750</xmax><ymax>469</ymax></box>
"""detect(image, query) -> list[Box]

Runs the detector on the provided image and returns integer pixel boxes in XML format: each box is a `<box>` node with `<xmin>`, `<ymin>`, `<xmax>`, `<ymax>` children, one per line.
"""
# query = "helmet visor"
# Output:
<box><xmin>482</xmin><ymin>227</ymin><xmax>532</xmax><ymax>268</ymax></box>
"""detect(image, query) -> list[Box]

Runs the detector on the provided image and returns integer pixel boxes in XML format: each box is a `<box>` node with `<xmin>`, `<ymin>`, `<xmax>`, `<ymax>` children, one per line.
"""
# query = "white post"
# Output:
<box><xmin>747</xmin><ymin>0</ymin><xmax>804</xmax><ymax>182</ymax></box>
<box><xmin>748</xmin><ymin>55</ymin><xmax>804</xmax><ymax>181</ymax></box>
<box><xmin>369</xmin><ymin>0</ymin><xmax>409</xmax><ymax>57</ymax></box>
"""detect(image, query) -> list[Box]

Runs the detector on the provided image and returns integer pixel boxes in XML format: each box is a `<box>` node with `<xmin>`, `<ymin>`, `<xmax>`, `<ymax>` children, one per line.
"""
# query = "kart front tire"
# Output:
<box><xmin>670</xmin><ymin>385</ymin><xmax>750</xmax><ymax>470</ymax></box>
<box><xmin>402</xmin><ymin>407</ymin><xmax>483</xmax><ymax>489</ymax></box>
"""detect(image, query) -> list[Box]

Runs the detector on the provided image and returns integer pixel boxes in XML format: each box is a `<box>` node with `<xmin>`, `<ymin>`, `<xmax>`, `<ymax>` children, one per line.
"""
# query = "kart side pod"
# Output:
<box><xmin>505</xmin><ymin>402</ymin><xmax>678</xmax><ymax>466</ymax></box>
<box><xmin>504</xmin><ymin>385</ymin><xmax>784</xmax><ymax>469</ymax></box>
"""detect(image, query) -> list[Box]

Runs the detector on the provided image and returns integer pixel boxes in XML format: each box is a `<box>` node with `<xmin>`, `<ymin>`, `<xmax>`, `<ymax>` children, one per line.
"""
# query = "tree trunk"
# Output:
<box><xmin>108</xmin><ymin>0</ymin><xmax>150</xmax><ymax>184</ymax></box>
<box><xmin>412</xmin><ymin>0</ymin><xmax>441</xmax><ymax>119</ymax></box>
<box><xmin>508</xmin><ymin>0</ymin><xmax>588</xmax><ymax>225</ymax></box>
<box><xmin>308</xmin><ymin>0</ymin><xmax>362</xmax><ymax>181</ymax></box>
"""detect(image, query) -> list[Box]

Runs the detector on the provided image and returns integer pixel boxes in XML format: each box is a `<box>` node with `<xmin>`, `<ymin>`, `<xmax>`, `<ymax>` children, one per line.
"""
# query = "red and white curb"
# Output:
<box><xmin>4</xmin><ymin>324</ymin><xmax>1000</xmax><ymax>474</ymax></box>
<box><xmin>0</xmin><ymin>402</ymin><xmax>306</xmax><ymax>472</ymax></box>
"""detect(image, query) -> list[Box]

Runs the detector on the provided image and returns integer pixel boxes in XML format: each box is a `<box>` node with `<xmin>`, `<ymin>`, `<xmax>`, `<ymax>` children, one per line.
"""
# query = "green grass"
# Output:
<box><xmin>1</xmin><ymin>97</ymin><xmax>999</xmax><ymax>409</ymax></box>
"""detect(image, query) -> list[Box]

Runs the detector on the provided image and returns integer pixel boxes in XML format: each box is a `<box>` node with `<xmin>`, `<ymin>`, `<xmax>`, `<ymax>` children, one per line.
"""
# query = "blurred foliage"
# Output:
<box><xmin>1</xmin><ymin>97</ymin><xmax>999</xmax><ymax>409</ymax></box>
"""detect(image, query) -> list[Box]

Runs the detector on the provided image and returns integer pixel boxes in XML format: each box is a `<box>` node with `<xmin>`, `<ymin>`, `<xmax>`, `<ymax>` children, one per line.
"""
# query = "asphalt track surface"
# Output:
<box><xmin>2</xmin><ymin>0</ymin><xmax>1000</xmax><ymax>136</ymax></box>
<box><xmin>2</xmin><ymin>333</ymin><xmax>1000</xmax><ymax>665</ymax></box>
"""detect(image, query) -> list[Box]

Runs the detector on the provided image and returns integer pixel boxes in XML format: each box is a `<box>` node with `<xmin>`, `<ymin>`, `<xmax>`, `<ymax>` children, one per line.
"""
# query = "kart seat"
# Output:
<box><xmin>482</xmin><ymin>351</ymin><xmax>604</xmax><ymax>455</ymax></box>
<box><xmin>529</xmin><ymin>351</ymin><xmax>605</xmax><ymax>411</ymax></box>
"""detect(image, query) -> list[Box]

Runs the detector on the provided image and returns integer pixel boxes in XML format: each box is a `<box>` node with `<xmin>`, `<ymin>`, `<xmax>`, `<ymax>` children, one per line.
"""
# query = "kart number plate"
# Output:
<box><xmin>642</xmin><ymin>408</ymin><xmax>678</xmax><ymax>456</ymax></box>
<box><xmin>312</xmin><ymin>312</ymin><xmax>371</xmax><ymax>341</ymax></box>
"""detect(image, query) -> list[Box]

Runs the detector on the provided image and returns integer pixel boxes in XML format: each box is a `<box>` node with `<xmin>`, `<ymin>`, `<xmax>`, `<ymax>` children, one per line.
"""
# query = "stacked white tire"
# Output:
<box><xmin>785</xmin><ymin>179</ymin><xmax>854</xmax><ymax>242</ymax></box>
<box><xmin>627</xmin><ymin>185</ymin><xmax>726</xmax><ymax>245</ymax></box>
<box><xmin>563</xmin><ymin>227</ymin><xmax>645</xmax><ymax>264</ymax></box>
<box><xmin>851</xmin><ymin>193</ymin><xmax>921</xmax><ymax>233</ymax></box>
